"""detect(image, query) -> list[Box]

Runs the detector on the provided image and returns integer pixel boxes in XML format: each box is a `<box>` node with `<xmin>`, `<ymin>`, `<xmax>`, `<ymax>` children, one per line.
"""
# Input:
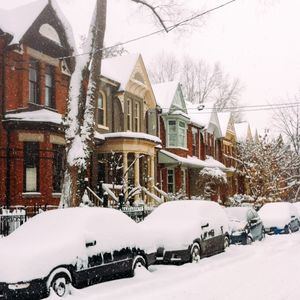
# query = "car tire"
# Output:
<box><xmin>246</xmin><ymin>236</ymin><xmax>253</xmax><ymax>245</ymax></box>
<box><xmin>50</xmin><ymin>273</ymin><xmax>72</xmax><ymax>298</ymax></box>
<box><xmin>131</xmin><ymin>256</ymin><xmax>146</xmax><ymax>277</ymax></box>
<box><xmin>224</xmin><ymin>236</ymin><xmax>230</xmax><ymax>250</ymax></box>
<box><xmin>190</xmin><ymin>243</ymin><xmax>201</xmax><ymax>263</ymax></box>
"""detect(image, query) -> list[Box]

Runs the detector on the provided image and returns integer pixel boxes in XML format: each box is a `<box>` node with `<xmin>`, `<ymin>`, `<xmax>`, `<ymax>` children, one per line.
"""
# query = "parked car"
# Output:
<box><xmin>225</xmin><ymin>207</ymin><xmax>264</xmax><ymax>244</ymax></box>
<box><xmin>0</xmin><ymin>207</ymin><xmax>156</xmax><ymax>299</ymax></box>
<box><xmin>140</xmin><ymin>200</ymin><xmax>230</xmax><ymax>265</ymax></box>
<box><xmin>292</xmin><ymin>202</ymin><xmax>300</xmax><ymax>225</ymax></box>
<box><xmin>258</xmin><ymin>202</ymin><xmax>300</xmax><ymax>234</ymax></box>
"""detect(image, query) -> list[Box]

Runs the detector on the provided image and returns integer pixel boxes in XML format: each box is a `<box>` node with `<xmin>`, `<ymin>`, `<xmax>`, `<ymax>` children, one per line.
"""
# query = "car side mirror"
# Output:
<box><xmin>201</xmin><ymin>223</ymin><xmax>209</xmax><ymax>229</ymax></box>
<box><xmin>85</xmin><ymin>240</ymin><xmax>97</xmax><ymax>248</ymax></box>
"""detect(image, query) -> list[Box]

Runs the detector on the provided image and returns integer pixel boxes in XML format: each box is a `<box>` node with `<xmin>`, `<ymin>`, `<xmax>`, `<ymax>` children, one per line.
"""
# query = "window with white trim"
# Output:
<box><xmin>45</xmin><ymin>65</ymin><xmax>54</xmax><ymax>108</ymax></box>
<box><xmin>133</xmin><ymin>102</ymin><xmax>140</xmax><ymax>132</ymax></box>
<box><xmin>97</xmin><ymin>92</ymin><xmax>106</xmax><ymax>126</ymax></box>
<box><xmin>24</xmin><ymin>142</ymin><xmax>39</xmax><ymax>192</ymax></box>
<box><xmin>167</xmin><ymin>169</ymin><xmax>175</xmax><ymax>193</ymax></box>
<box><xmin>127</xmin><ymin>99</ymin><xmax>132</xmax><ymax>130</ymax></box>
<box><xmin>167</xmin><ymin>119</ymin><xmax>187</xmax><ymax>148</ymax></box>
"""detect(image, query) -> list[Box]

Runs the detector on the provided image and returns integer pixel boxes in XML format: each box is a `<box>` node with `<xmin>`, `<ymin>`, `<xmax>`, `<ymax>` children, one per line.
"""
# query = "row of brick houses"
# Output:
<box><xmin>0</xmin><ymin>0</ymin><xmax>252</xmax><ymax>209</ymax></box>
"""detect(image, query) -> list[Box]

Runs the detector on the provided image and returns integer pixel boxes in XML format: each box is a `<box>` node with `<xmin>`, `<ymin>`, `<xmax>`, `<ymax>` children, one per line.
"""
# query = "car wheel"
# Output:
<box><xmin>246</xmin><ymin>236</ymin><xmax>253</xmax><ymax>245</ymax></box>
<box><xmin>190</xmin><ymin>243</ymin><xmax>201</xmax><ymax>263</ymax></box>
<box><xmin>284</xmin><ymin>225</ymin><xmax>291</xmax><ymax>234</ymax></box>
<box><xmin>132</xmin><ymin>256</ymin><xmax>146</xmax><ymax>276</ymax></box>
<box><xmin>224</xmin><ymin>236</ymin><xmax>230</xmax><ymax>250</ymax></box>
<box><xmin>50</xmin><ymin>273</ymin><xmax>72</xmax><ymax>298</ymax></box>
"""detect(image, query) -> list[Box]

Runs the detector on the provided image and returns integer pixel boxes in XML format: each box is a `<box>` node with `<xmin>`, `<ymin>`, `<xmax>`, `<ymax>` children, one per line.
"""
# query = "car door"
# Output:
<box><xmin>199</xmin><ymin>222</ymin><xmax>214</xmax><ymax>257</ymax></box>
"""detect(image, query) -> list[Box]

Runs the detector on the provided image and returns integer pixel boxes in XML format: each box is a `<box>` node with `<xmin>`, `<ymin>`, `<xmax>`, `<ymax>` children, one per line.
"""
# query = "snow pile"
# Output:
<box><xmin>200</xmin><ymin>167</ymin><xmax>227</xmax><ymax>184</ymax></box>
<box><xmin>5</xmin><ymin>109</ymin><xmax>63</xmax><ymax>124</ymax></box>
<box><xmin>103</xmin><ymin>132</ymin><xmax>161</xmax><ymax>144</ymax></box>
<box><xmin>140</xmin><ymin>200</ymin><xmax>229</xmax><ymax>251</ymax></box>
<box><xmin>0</xmin><ymin>207</ymin><xmax>154</xmax><ymax>283</ymax></box>
<box><xmin>258</xmin><ymin>202</ymin><xmax>295</xmax><ymax>228</ymax></box>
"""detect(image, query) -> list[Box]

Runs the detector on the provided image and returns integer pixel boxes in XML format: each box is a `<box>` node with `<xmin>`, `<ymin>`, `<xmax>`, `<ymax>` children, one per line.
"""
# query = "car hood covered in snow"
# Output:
<box><xmin>0</xmin><ymin>207</ymin><xmax>153</xmax><ymax>283</ymax></box>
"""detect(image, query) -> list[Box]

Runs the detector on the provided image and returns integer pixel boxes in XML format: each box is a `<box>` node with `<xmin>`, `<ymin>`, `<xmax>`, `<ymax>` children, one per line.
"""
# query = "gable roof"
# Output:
<box><xmin>0</xmin><ymin>0</ymin><xmax>48</xmax><ymax>44</ymax></box>
<box><xmin>217</xmin><ymin>112</ymin><xmax>232</xmax><ymax>137</ymax></box>
<box><xmin>101</xmin><ymin>53</ymin><xmax>140</xmax><ymax>91</ymax></box>
<box><xmin>186</xmin><ymin>101</ymin><xmax>211</xmax><ymax>128</ymax></box>
<box><xmin>0</xmin><ymin>0</ymin><xmax>75</xmax><ymax>49</ymax></box>
<box><xmin>235</xmin><ymin>122</ymin><xmax>252</xmax><ymax>142</ymax></box>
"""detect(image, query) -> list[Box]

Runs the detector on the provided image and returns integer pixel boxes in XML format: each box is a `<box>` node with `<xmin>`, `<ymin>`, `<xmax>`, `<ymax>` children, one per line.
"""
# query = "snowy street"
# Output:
<box><xmin>48</xmin><ymin>232</ymin><xmax>300</xmax><ymax>300</ymax></box>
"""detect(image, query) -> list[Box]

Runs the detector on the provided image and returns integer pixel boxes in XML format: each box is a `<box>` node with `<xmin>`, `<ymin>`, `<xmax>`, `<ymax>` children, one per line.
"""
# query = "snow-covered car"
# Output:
<box><xmin>139</xmin><ymin>200</ymin><xmax>230</xmax><ymax>264</ymax></box>
<box><xmin>292</xmin><ymin>202</ymin><xmax>300</xmax><ymax>223</ymax></box>
<box><xmin>0</xmin><ymin>207</ymin><xmax>156</xmax><ymax>299</ymax></box>
<box><xmin>225</xmin><ymin>207</ymin><xmax>264</xmax><ymax>244</ymax></box>
<box><xmin>258</xmin><ymin>202</ymin><xmax>300</xmax><ymax>234</ymax></box>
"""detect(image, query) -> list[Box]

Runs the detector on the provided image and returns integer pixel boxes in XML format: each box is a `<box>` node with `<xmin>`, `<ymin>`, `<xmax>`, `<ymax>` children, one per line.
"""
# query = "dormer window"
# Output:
<box><xmin>29</xmin><ymin>59</ymin><xmax>39</xmax><ymax>104</ymax></box>
<box><xmin>39</xmin><ymin>24</ymin><xmax>62</xmax><ymax>46</ymax></box>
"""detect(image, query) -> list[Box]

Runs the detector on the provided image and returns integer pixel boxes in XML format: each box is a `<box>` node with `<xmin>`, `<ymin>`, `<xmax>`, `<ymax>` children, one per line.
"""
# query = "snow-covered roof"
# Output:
<box><xmin>217</xmin><ymin>112</ymin><xmax>232</xmax><ymax>137</ymax></box>
<box><xmin>152</xmin><ymin>81</ymin><xmax>179</xmax><ymax>113</ymax></box>
<box><xmin>235</xmin><ymin>122</ymin><xmax>251</xmax><ymax>142</ymax></box>
<box><xmin>101</xmin><ymin>132</ymin><xmax>161</xmax><ymax>144</ymax></box>
<box><xmin>101</xmin><ymin>54</ymin><xmax>139</xmax><ymax>91</ymax></box>
<box><xmin>0</xmin><ymin>0</ymin><xmax>47</xmax><ymax>44</ymax></box>
<box><xmin>5</xmin><ymin>109</ymin><xmax>63</xmax><ymax>125</ymax></box>
<box><xmin>158</xmin><ymin>149</ymin><xmax>228</xmax><ymax>171</ymax></box>
<box><xmin>0</xmin><ymin>0</ymin><xmax>75</xmax><ymax>49</ymax></box>
<box><xmin>186</xmin><ymin>101</ymin><xmax>211</xmax><ymax>128</ymax></box>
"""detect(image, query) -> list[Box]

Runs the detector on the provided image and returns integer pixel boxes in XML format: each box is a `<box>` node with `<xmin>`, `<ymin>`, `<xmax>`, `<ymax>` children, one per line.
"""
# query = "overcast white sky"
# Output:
<box><xmin>1</xmin><ymin>0</ymin><xmax>299</xmax><ymax>133</ymax></box>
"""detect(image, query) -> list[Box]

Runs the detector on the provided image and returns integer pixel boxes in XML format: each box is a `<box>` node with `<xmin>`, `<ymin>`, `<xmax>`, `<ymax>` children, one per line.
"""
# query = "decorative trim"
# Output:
<box><xmin>19</xmin><ymin>133</ymin><xmax>44</xmax><ymax>142</ymax></box>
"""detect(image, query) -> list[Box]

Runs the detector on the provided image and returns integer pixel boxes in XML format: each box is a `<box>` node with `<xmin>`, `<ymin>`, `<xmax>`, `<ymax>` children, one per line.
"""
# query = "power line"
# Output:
<box><xmin>188</xmin><ymin>103</ymin><xmax>300</xmax><ymax>114</ymax></box>
<box><xmin>186</xmin><ymin>101</ymin><xmax>300</xmax><ymax>111</ymax></box>
<box><xmin>58</xmin><ymin>0</ymin><xmax>238</xmax><ymax>61</ymax></box>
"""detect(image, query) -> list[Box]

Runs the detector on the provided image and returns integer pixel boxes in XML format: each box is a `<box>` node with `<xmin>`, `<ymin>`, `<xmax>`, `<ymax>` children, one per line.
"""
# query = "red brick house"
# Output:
<box><xmin>153</xmin><ymin>81</ymin><xmax>229</xmax><ymax>200</ymax></box>
<box><xmin>0</xmin><ymin>1</ymin><xmax>73</xmax><ymax>208</ymax></box>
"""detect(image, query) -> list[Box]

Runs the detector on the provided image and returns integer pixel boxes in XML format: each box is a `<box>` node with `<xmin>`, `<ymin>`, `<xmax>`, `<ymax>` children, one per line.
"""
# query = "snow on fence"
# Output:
<box><xmin>0</xmin><ymin>208</ymin><xmax>27</xmax><ymax>237</ymax></box>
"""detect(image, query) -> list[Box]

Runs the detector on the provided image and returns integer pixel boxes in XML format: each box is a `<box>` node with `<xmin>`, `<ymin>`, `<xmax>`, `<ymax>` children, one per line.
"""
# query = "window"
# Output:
<box><xmin>167</xmin><ymin>119</ymin><xmax>186</xmax><ymax>148</ymax></box>
<box><xmin>24</xmin><ymin>142</ymin><xmax>39</xmax><ymax>192</ymax></box>
<box><xmin>192</xmin><ymin>129</ymin><xmax>197</xmax><ymax>156</ymax></box>
<box><xmin>127</xmin><ymin>99</ymin><xmax>132</xmax><ymax>130</ymax></box>
<box><xmin>167</xmin><ymin>169</ymin><xmax>174</xmax><ymax>193</ymax></box>
<box><xmin>53</xmin><ymin>144</ymin><xmax>64</xmax><ymax>193</ymax></box>
<box><xmin>181</xmin><ymin>169</ymin><xmax>186</xmax><ymax>193</ymax></box>
<box><xmin>45</xmin><ymin>65</ymin><xmax>54</xmax><ymax>108</ymax></box>
<box><xmin>97</xmin><ymin>92</ymin><xmax>106</xmax><ymax>126</ymax></box>
<box><xmin>133</xmin><ymin>102</ymin><xmax>140</xmax><ymax>132</ymax></box>
<box><xmin>29</xmin><ymin>59</ymin><xmax>39</xmax><ymax>104</ymax></box>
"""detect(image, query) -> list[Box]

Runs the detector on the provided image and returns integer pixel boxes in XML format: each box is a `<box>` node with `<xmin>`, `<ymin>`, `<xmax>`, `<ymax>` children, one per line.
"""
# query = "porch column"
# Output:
<box><xmin>123</xmin><ymin>152</ymin><xmax>128</xmax><ymax>198</ymax></box>
<box><xmin>150</xmin><ymin>155</ymin><xmax>155</xmax><ymax>194</ymax></box>
<box><xmin>134</xmin><ymin>152</ymin><xmax>140</xmax><ymax>202</ymax></box>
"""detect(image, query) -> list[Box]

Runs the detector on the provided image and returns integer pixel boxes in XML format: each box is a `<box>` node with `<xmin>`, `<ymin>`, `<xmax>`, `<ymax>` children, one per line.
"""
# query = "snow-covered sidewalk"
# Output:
<box><xmin>47</xmin><ymin>232</ymin><xmax>300</xmax><ymax>300</ymax></box>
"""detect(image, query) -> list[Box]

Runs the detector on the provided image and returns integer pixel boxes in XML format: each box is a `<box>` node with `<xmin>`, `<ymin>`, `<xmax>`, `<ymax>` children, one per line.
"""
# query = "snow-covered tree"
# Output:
<box><xmin>234</xmin><ymin>132</ymin><xmax>300</xmax><ymax>203</ymax></box>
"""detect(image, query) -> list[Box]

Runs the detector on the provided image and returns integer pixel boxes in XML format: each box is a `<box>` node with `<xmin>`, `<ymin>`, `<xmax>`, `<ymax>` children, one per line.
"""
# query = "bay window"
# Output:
<box><xmin>167</xmin><ymin>119</ymin><xmax>187</xmax><ymax>148</ymax></box>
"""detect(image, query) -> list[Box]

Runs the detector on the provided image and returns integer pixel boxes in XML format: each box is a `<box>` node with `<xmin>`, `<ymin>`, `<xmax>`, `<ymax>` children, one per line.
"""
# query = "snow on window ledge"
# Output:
<box><xmin>22</xmin><ymin>192</ymin><xmax>41</xmax><ymax>198</ymax></box>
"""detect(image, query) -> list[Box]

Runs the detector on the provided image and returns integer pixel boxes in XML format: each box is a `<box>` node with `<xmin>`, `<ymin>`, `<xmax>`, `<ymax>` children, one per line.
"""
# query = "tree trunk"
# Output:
<box><xmin>60</xmin><ymin>0</ymin><xmax>107</xmax><ymax>207</ymax></box>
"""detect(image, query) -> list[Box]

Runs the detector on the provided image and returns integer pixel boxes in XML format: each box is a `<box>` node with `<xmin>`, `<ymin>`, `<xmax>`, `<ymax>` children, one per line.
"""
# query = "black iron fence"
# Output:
<box><xmin>121</xmin><ymin>206</ymin><xmax>154</xmax><ymax>222</ymax></box>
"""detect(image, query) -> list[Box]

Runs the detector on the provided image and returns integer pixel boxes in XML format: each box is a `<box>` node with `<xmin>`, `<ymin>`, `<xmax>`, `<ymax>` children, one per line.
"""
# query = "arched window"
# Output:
<box><xmin>97</xmin><ymin>92</ymin><xmax>106</xmax><ymax>126</ymax></box>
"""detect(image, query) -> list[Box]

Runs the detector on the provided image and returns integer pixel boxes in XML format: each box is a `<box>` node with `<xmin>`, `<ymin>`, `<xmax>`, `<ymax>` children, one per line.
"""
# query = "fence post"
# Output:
<box><xmin>103</xmin><ymin>192</ymin><xmax>108</xmax><ymax>208</ymax></box>
<box><xmin>118</xmin><ymin>193</ymin><xmax>124</xmax><ymax>210</ymax></box>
